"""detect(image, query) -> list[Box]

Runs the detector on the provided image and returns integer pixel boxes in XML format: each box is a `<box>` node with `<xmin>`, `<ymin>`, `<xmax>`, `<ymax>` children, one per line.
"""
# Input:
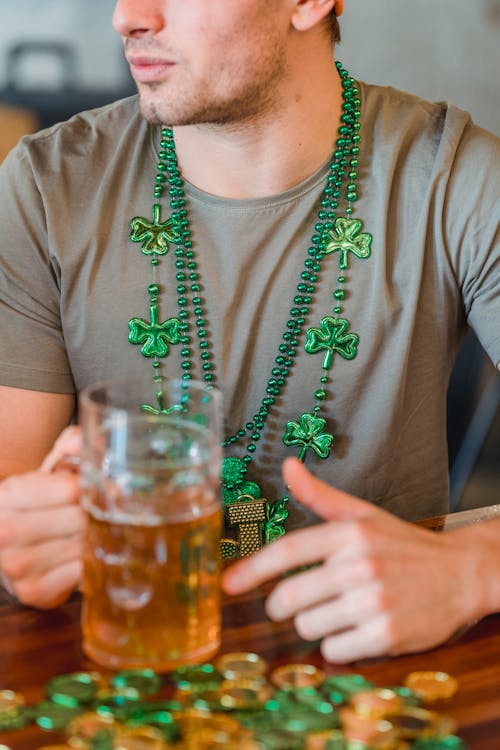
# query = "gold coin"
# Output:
<box><xmin>350</xmin><ymin>688</ymin><xmax>405</xmax><ymax>718</ymax></box>
<box><xmin>423</xmin><ymin>711</ymin><xmax>457</xmax><ymax>738</ymax></box>
<box><xmin>65</xmin><ymin>711</ymin><xmax>117</xmax><ymax>747</ymax></box>
<box><xmin>174</xmin><ymin>740</ymin><xmax>258</xmax><ymax>750</ymax></box>
<box><xmin>340</xmin><ymin>707</ymin><xmax>399</xmax><ymax>745</ymax></box>
<box><xmin>113</xmin><ymin>725</ymin><xmax>167</xmax><ymax>750</ymax></box>
<box><xmin>270</xmin><ymin>663</ymin><xmax>326</xmax><ymax>689</ymax></box>
<box><xmin>189</xmin><ymin>688</ymin><xmax>226</xmax><ymax>712</ymax></box>
<box><xmin>306</xmin><ymin>728</ymin><xmax>344</xmax><ymax>749</ymax></box>
<box><xmin>215</xmin><ymin>652</ymin><xmax>268</xmax><ymax>680</ymax></box>
<box><xmin>173</xmin><ymin>708</ymin><xmax>242</xmax><ymax>739</ymax></box>
<box><xmin>0</xmin><ymin>689</ymin><xmax>25</xmax><ymax>714</ymax></box>
<box><xmin>403</xmin><ymin>671</ymin><xmax>458</xmax><ymax>702</ymax></box>
<box><xmin>219</xmin><ymin>678</ymin><xmax>272</xmax><ymax>709</ymax></box>
<box><xmin>385</xmin><ymin>706</ymin><xmax>457</xmax><ymax>740</ymax></box>
<box><xmin>177</xmin><ymin>727</ymin><xmax>253</xmax><ymax>748</ymax></box>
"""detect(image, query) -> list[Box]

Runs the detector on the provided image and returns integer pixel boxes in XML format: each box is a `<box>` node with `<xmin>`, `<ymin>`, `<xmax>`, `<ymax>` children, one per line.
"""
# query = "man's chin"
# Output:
<box><xmin>136</xmin><ymin>93</ymin><xmax>167</xmax><ymax>125</ymax></box>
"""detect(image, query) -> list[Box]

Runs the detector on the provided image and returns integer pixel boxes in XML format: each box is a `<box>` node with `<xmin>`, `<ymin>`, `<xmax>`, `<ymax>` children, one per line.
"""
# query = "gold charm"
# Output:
<box><xmin>221</xmin><ymin>495</ymin><xmax>268</xmax><ymax>558</ymax></box>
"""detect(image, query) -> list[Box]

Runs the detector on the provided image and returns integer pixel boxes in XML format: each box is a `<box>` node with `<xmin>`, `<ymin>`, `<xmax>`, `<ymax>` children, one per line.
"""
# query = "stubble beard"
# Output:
<box><xmin>136</xmin><ymin>49</ymin><xmax>288</xmax><ymax>129</ymax></box>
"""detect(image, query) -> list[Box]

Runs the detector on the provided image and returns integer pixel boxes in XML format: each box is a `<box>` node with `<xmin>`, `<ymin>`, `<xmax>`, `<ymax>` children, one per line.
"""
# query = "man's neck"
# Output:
<box><xmin>172</xmin><ymin>55</ymin><xmax>344</xmax><ymax>200</ymax></box>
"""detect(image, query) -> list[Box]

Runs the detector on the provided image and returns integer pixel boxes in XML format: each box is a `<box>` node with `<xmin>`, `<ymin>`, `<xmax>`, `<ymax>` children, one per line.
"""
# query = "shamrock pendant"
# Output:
<box><xmin>283</xmin><ymin>413</ymin><xmax>334</xmax><ymax>461</ymax></box>
<box><xmin>323</xmin><ymin>217</ymin><xmax>372</xmax><ymax>269</ymax></box>
<box><xmin>130</xmin><ymin>203</ymin><xmax>178</xmax><ymax>256</ymax></box>
<box><xmin>305</xmin><ymin>317</ymin><xmax>359</xmax><ymax>369</ymax></box>
<box><xmin>128</xmin><ymin>284</ymin><xmax>181</xmax><ymax>358</ymax></box>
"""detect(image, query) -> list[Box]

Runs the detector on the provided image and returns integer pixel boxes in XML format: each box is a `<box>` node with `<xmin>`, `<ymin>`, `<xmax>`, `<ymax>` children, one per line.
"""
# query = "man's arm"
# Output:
<box><xmin>223</xmin><ymin>458</ymin><xmax>500</xmax><ymax>662</ymax></box>
<box><xmin>0</xmin><ymin>386</ymin><xmax>75</xmax><ymax>478</ymax></box>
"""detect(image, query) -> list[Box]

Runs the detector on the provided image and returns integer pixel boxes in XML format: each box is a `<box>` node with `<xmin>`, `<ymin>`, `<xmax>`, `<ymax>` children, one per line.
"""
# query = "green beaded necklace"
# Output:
<box><xmin>127</xmin><ymin>62</ymin><xmax>372</xmax><ymax>559</ymax></box>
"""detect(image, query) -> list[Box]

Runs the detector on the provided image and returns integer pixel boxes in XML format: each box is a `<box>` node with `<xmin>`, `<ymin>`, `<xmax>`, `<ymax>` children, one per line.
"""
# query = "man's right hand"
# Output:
<box><xmin>0</xmin><ymin>427</ymin><xmax>84</xmax><ymax>608</ymax></box>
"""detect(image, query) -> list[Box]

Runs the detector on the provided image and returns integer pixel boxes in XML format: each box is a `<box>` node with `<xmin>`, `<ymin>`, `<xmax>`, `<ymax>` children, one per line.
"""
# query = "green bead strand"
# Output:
<box><xmin>134</xmin><ymin>62</ymin><xmax>364</xmax><ymax>499</ymax></box>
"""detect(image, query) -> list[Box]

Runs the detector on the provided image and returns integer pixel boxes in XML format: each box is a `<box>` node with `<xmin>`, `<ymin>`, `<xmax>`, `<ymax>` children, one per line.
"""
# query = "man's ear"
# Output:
<box><xmin>291</xmin><ymin>0</ymin><xmax>343</xmax><ymax>32</ymax></box>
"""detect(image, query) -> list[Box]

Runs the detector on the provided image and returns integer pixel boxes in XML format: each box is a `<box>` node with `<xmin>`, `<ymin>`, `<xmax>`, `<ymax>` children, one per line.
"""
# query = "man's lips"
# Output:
<box><xmin>127</xmin><ymin>56</ymin><xmax>175</xmax><ymax>83</ymax></box>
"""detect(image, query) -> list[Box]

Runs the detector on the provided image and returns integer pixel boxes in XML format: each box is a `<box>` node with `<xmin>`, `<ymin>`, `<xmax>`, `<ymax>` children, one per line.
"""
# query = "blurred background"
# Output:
<box><xmin>0</xmin><ymin>0</ymin><xmax>498</xmax><ymax>513</ymax></box>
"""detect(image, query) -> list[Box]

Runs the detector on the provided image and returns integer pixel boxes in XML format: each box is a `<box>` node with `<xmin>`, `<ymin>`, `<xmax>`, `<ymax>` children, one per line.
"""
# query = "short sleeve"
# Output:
<box><xmin>0</xmin><ymin>140</ymin><xmax>75</xmax><ymax>393</ymax></box>
<box><xmin>442</xmin><ymin>118</ymin><xmax>500</xmax><ymax>368</ymax></box>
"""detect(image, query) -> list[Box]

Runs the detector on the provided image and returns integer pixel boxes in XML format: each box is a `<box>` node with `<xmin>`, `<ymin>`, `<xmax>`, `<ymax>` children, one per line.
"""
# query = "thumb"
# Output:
<box><xmin>40</xmin><ymin>426</ymin><xmax>82</xmax><ymax>472</ymax></box>
<box><xmin>282</xmin><ymin>457</ymin><xmax>375</xmax><ymax>521</ymax></box>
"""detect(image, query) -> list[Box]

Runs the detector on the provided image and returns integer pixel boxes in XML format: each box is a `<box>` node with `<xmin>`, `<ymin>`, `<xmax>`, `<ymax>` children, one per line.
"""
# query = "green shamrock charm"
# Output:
<box><xmin>305</xmin><ymin>317</ymin><xmax>359</xmax><ymax>369</ymax></box>
<box><xmin>129</xmin><ymin>284</ymin><xmax>181</xmax><ymax>358</ymax></box>
<box><xmin>323</xmin><ymin>216</ymin><xmax>372</xmax><ymax>269</ymax></box>
<box><xmin>221</xmin><ymin>457</ymin><xmax>261</xmax><ymax>504</ymax></box>
<box><xmin>222</xmin><ymin>456</ymin><xmax>249</xmax><ymax>487</ymax></box>
<box><xmin>283</xmin><ymin>413</ymin><xmax>334</xmax><ymax>461</ymax></box>
<box><xmin>130</xmin><ymin>203</ymin><xmax>178</xmax><ymax>256</ymax></box>
<box><xmin>265</xmin><ymin>498</ymin><xmax>289</xmax><ymax>543</ymax></box>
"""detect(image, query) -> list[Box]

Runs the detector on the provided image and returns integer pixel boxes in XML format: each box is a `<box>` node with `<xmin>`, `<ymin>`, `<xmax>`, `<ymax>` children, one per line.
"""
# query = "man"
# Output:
<box><xmin>0</xmin><ymin>0</ymin><xmax>499</xmax><ymax>662</ymax></box>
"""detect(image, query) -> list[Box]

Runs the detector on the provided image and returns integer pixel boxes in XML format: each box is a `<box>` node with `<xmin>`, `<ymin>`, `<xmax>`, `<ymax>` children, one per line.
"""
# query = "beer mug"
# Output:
<box><xmin>79</xmin><ymin>376</ymin><xmax>222</xmax><ymax>671</ymax></box>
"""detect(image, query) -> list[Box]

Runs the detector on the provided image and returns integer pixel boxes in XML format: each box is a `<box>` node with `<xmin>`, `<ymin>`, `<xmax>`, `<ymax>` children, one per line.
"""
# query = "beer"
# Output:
<box><xmin>81</xmin><ymin>482</ymin><xmax>221</xmax><ymax>671</ymax></box>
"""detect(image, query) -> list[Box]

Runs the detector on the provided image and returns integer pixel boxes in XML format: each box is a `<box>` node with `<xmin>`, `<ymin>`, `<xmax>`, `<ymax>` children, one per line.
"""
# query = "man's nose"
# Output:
<box><xmin>112</xmin><ymin>0</ymin><xmax>165</xmax><ymax>39</ymax></box>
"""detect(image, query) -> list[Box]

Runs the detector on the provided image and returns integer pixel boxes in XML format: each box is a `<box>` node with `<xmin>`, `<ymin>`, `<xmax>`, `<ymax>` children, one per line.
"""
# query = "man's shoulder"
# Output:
<box><xmin>358</xmin><ymin>79</ymin><xmax>499</xmax><ymax>165</ymax></box>
<box><xmin>359</xmin><ymin>79</ymin><xmax>463</xmax><ymax>133</ymax></box>
<box><xmin>17</xmin><ymin>95</ymin><xmax>141</xmax><ymax>155</ymax></box>
<box><xmin>8</xmin><ymin>95</ymin><xmax>146</xmax><ymax>175</ymax></box>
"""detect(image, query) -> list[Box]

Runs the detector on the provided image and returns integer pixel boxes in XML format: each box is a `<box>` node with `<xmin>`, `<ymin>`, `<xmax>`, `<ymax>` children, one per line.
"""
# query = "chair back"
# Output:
<box><xmin>0</xmin><ymin>104</ymin><xmax>38</xmax><ymax>163</ymax></box>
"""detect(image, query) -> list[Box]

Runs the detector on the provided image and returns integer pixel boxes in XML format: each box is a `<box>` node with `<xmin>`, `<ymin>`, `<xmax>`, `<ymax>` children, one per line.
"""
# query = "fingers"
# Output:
<box><xmin>319</xmin><ymin>615</ymin><xmax>393</xmax><ymax>663</ymax></box>
<box><xmin>293</xmin><ymin>584</ymin><xmax>383</xmax><ymax>642</ymax></box>
<box><xmin>223</xmin><ymin>521</ymin><xmax>350</xmax><ymax>594</ymax></box>
<box><xmin>265</xmin><ymin>556</ymin><xmax>376</xmax><ymax>622</ymax></box>
<box><xmin>13</xmin><ymin>558</ymin><xmax>83</xmax><ymax>610</ymax></box>
<box><xmin>0</xmin><ymin>505</ymin><xmax>84</xmax><ymax>548</ymax></box>
<box><xmin>0</xmin><ymin>471</ymin><xmax>80</xmax><ymax>511</ymax></box>
<box><xmin>282</xmin><ymin>458</ymin><xmax>374</xmax><ymax>521</ymax></box>
<box><xmin>0</xmin><ymin>533</ymin><xmax>83</xmax><ymax>581</ymax></box>
<box><xmin>223</xmin><ymin>460</ymin><xmax>386</xmax><ymax>596</ymax></box>
<box><xmin>40</xmin><ymin>426</ymin><xmax>82</xmax><ymax>472</ymax></box>
<box><xmin>0</xmin><ymin>460</ymin><xmax>84</xmax><ymax>609</ymax></box>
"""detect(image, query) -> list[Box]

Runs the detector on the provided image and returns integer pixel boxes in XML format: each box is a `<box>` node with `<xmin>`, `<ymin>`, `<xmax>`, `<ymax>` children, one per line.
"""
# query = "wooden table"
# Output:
<box><xmin>1</xmin><ymin>505</ymin><xmax>500</xmax><ymax>750</ymax></box>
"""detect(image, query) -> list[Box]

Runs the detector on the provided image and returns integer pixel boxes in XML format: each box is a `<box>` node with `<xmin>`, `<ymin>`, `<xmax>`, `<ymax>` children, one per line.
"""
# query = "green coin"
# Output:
<box><xmin>93</xmin><ymin>693</ymin><xmax>144</xmax><ymax>722</ymax></box>
<box><xmin>83</xmin><ymin>728</ymin><xmax>115</xmax><ymax>750</ymax></box>
<box><xmin>232</xmin><ymin>709</ymin><xmax>273</xmax><ymax>731</ymax></box>
<box><xmin>170</xmin><ymin>662</ymin><xmax>222</xmax><ymax>690</ymax></box>
<box><xmin>45</xmin><ymin>672</ymin><xmax>101</xmax><ymax>705</ymax></box>
<box><xmin>138</xmin><ymin>699</ymin><xmax>184</xmax><ymax>713</ymax></box>
<box><xmin>110</xmin><ymin>669</ymin><xmax>163</xmax><ymax>697</ymax></box>
<box><xmin>321</xmin><ymin>674</ymin><xmax>374</xmax><ymax>704</ymax></box>
<box><xmin>324</xmin><ymin>731</ymin><xmax>349</xmax><ymax>750</ymax></box>
<box><xmin>126</xmin><ymin>709</ymin><xmax>179</xmax><ymax>742</ymax></box>
<box><xmin>265</xmin><ymin>696</ymin><xmax>290</xmax><ymax>713</ymax></box>
<box><xmin>271</xmin><ymin>686</ymin><xmax>324</xmax><ymax>711</ymax></box>
<box><xmin>34</xmin><ymin>700</ymin><xmax>83</xmax><ymax>730</ymax></box>
<box><xmin>281</xmin><ymin>706</ymin><xmax>338</xmax><ymax>733</ymax></box>
<box><xmin>277</xmin><ymin>717</ymin><xmax>310</xmax><ymax>734</ymax></box>
<box><xmin>413</xmin><ymin>737</ymin><xmax>469</xmax><ymax>750</ymax></box>
<box><xmin>255</xmin><ymin>728</ymin><xmax>305</xmax><ymax>749</ymax></box>
<box><xmin>389</xmin><ymin>684</ymin><xmax>422</xmax><ymax>707</ymax></box>
<box><xmin>0</xmin><ymin>706</ymin><xmax>32</xmax><ymax>731</ymax></box>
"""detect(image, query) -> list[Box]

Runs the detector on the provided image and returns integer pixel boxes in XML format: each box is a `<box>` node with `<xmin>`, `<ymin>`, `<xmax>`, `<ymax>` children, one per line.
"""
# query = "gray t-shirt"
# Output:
<box><xmin>0</xmin><ymin>82</ymin><xmax>499</xmax><ymax>529</ymax></box>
